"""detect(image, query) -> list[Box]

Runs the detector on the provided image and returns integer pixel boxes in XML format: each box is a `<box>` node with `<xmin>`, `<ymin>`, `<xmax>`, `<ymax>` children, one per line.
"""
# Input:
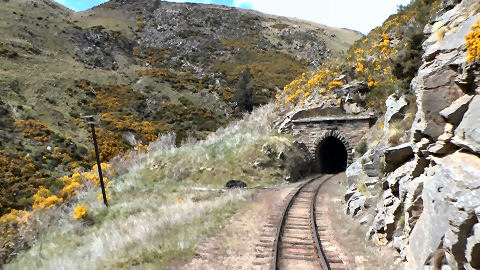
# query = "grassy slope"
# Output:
<box><xmin>0</xmin><ymin>0</ymin><xmax>361</xmax><ymax>216</ymax></box>
<box><xmin>3</xmin><ymin>105</ymin><xmax>308</xmax><ymax>269</ymax></box>
<box><xmin>0</xmin><ymin>0</ymin><xmax>361</xmax><ymax>266</ymax></box>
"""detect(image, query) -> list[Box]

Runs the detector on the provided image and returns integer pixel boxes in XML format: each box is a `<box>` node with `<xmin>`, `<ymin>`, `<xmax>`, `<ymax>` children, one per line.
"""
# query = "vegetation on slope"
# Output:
<box><xmin>0</xmin><ymin>0</ymin><xmax>360</xmax><ymax>218</ymax></box>
<box><xmin>1</xmin><ymin>105</ymin><xmax>310</xmax><ymax>267</ymax></box>
<box><xmin>466</xmin><ymin>17</ymin><xmax>480</xmax><ymax>62</ymax></box>
<box><xmin>276</xmin><ymin>0</ymin><xmax>442</xmax><ymax>112</ymax></box>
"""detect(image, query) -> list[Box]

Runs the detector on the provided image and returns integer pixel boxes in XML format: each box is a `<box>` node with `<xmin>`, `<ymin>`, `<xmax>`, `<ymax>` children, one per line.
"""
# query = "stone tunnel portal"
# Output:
<box><xmin>315</xmin><ymin>136</ymin><xmax>348</xmax><ymax>174</ymax></box>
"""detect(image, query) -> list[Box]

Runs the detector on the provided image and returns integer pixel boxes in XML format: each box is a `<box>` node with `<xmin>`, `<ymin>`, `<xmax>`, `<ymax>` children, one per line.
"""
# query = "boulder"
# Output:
<box><xmin>361</xmin><ymin>143</ymin><xmax>386</xmax><ymax>177</ymax></box>
<box><xmin>452</xmin><ymin>96</ymin><xmax>480</xmax><ymax>153</ymax></box>
<box><xmin>346</xmin><ymin>157</ymin><xmax>364</xmax><ymax>186</ymax></box>
<box><xmin>413</xmin><ymin>137</ymin><xmax>431</xmax><ymax>156</ymax></box>
<box><xmin>367</xmin><ymin>189</ymin><xmax>402</xmax><ymax>241</ymax></box>
<box><xmin>385</xmin><ymin>157</ymin><xmax>428</xmax><ymax>197</ymax></box>
<box><xmin>412</xmin><ymin>79</ymin><xmax>464</xmax><ymax>140</ymax></box>
<box><xmin>439</xmin><ymin>94</ymin><xmax>473</xmax><ymax>125</ymax></box>
<box><xmin>438</xmin><ymin>123</ymin><xmax>455</xmax><ymax>141</ymax></box>
<box><xmin>405</xmin><ymin>151</ymin><xmax>480</xmax><ymax>270</ymax></box>
<box><xmin>411</xmin><ymin>10</ymin><xmax>480</xmax><ymax>142</ymax></box>
<box><xmin>343</xmin><ymin>102</ymin><xmax>364</xmax><ymax>114</ymax></box>
<box><xmin>384</xmin><ymin>143</ymin><xmax>414</xmax><ymax>173</ymax></box>
<box><xmin>384</xmin><ymin>95</ymin><xmax>408</xmax><ymax>131</ymax></box>
<box><xmin>334</xmin><ymin>80</ymin><xmax>369</xmax><ymax>98</ymax></box>
<box><xmin>465</xmin><ymin>221</ymin><xmax>480</xmax><ymax>269</ymax></box>
<box><xmin>346</xmin><ymin>192</ymin><xmax>367</xmax><ymax>216</ymax></box>
<box><xmin>427</xmin><ymin>141</ymin><xmax>457</xmax><ymax>155</ymax></box>
<box><xmin>344</xmin><ymin>184</ymin><xmax>356</xmax><ymax>202</ymax></box>
<box><xmin>403</xmin><ymin>177</ymin><xmax>424</xmax><ymax>235</ymax></box>
<box><xmin>424</xmin><ymin>12</ymin><xmax>480</xmax><ymax>60</ymax></box>
<box><xmin>225</xmin><ymin>180</ymin><xmax>247</xmax><ymax>189</ymax></box>
<box><xmin>363</xmin><ymin>160</ymin><xmax>380</xmax><ymax>177</ymax></box>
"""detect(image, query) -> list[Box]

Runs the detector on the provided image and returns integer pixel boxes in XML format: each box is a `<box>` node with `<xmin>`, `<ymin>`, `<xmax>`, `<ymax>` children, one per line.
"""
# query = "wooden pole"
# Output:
<box><xmin>83</xmin><ymin>116</ymin><xmax>109</xmax><ymax>207</ymax></box>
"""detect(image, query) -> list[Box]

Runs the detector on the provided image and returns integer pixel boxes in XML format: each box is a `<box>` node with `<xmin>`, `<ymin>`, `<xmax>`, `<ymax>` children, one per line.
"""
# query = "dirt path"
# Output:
<box><xmin>178</xmin><ymin>174</ymin><xmax>403</xmax><ymax>270</ymax></box>
<box><xmin>178</xmin><ymin>184</ymin><xmax>296</xmax><ymax>270</ymax></box>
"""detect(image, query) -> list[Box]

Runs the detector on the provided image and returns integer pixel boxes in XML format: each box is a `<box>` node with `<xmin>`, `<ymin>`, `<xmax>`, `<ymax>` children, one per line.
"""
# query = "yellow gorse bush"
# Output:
<box><xmin>32</xmin><ymin>187</ymin><xmax>63</xmax><ymax>209</ymax></box>
<box><xmin>0</xmin><ymin>209</ymin><xmax>29</xmax><ymax>225</ymax></box>
<box><xmin>279</xmin><ymin>68</ymin><xmax>337</xmax><ymax>105</ymax></box>
<box><xmin>73</xmin><ymin>204</ymin><xmax>87</xmax><ymax>220</ymax></box>
<box><xmin>0</xmin><ymin>209</ymin><xmax>29</xmax><ymax>250</ymax></box>
<box><xmin>13</xmin><ymin>119</ymin><xmax>54</xmax><ymax>142</ymax></box>
<box><xmin>328</xmin><ymin>80</ymin><xmax>344</xmax><ymax>89</ymax></box>
<box><xmin>465</xmin><ymin>18</ymin><xmax>480</xmax><ymax>62</ymax></box>
<box><xmin>58</xmin><ymin>164</ymin><xmax>114</xmax><ymax>201</ymax></box>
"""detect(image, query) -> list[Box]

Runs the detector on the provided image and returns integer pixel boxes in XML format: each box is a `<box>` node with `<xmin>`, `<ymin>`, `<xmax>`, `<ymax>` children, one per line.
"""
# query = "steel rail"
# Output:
<box><xmin>273</xmin><ymin>174</ymin><xmax>332</xmax><ymax>270</ymax></box>
<box><xmin>273</xmin><ymin>174</ymin><xmax>334</xmax><ymax>270</ymax></box>
<box><xmin>311</xmin><ymin>175</ymin><xmax>333</xmax><ymax>270</ymax></box>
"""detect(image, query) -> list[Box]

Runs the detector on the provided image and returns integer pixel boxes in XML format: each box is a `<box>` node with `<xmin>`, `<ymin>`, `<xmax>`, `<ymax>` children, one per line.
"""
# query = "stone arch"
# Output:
<box><xmin>313</xmin><ymin>130</ymin><xmax>353</xmax><ymax>173</ymax></box>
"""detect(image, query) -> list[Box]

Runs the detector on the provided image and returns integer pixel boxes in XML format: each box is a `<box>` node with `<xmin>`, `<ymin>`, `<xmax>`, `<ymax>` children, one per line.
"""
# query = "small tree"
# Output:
<box><xmin>234</xmin><ymin>66</ymin><xmax>253</xmax><ymax>113</ymax></box>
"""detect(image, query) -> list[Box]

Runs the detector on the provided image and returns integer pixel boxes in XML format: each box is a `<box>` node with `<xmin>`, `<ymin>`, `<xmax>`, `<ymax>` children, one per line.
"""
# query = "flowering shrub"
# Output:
<box><xmin>13</xmin><ymin>120</ymin><xmax>53</xmax><ymax>142</ymax></box>
<box><xmin>0</xmin><ymin>149</ymin><xmax>42</xmax><ymax>216</ymax></box>
<box><xmin>465</xmin><ymin>18</ymin><xmax>480</xmax><ymax>62</ymax></box>
<box><xmin>73</xmin><ymin>204</ymin><xmax>87</xmax><ymax>220</ymax></box>
<box><xmin>275</xmin><ymin>0</ymin><xmax>440</xmax><ymax>111</ymax></box>
<box><xmin>328</xmin><ymin>80</ymin><xmax>344</xmax><ymax>89</ymax></box>
<box><xmin>279</xmin><ymin>68</ymin><xmax>337</xmax><ymax>105</ymax></box>
<box><xmin>0</xmin><ymin>209</ymin><xmax>29</xmax><ymax>263</ymax></box>
<box><xmin>59</xmin><ymin>164</ymin><xmax>114</xmax><ymax>201</ymax></box>
<box><xmin>32</xmin><ymin>187</ymin><xmax>63</xmax><ymax>209</ymax></box>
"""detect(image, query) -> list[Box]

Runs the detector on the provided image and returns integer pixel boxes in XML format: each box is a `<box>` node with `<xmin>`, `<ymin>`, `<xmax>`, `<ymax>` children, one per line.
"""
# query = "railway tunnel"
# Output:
<box><xmin>284</xmin><ymin>107</ymin><xmax>376</xmax><ymax>174</ymax></box>
<box><xmin>315</xmin><ymin>136</ymin><xmax>348</xmax><ymax>173</ymax></box>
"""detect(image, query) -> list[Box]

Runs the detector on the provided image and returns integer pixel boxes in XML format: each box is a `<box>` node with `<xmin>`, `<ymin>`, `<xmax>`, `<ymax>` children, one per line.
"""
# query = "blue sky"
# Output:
<box><xmin>53</xmin><ymin>0</ymin><xmax>411</xmax><ymax>34</ymax></box>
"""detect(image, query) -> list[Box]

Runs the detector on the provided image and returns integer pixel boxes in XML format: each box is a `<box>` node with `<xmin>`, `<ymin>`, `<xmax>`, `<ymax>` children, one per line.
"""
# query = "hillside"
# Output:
<box><xmin>0</xmin><ymin>0</ymin><xmax>362</xmax><ymax>218</ymax></box>
<box><xmin>3</xmin><ymin>0</ymin><xmax>480</xmax><ymax>269</ymax></box>
<box><xmin>274</xmin><ymin>0</ymin><xmax>480</xmax><ymax>268</ymax></box>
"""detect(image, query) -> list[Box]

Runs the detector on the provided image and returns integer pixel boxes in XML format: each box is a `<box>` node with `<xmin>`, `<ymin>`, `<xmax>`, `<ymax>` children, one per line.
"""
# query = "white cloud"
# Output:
<box><xmin>233</xmin><ymin>0</ymin><xmax>411</xmax><ymax>34</ymax></box>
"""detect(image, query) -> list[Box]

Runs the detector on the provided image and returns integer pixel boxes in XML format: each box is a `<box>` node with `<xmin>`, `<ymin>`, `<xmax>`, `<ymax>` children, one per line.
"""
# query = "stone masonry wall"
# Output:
<box><xmin>292</xmin><ymin>119</ymin><xmax>371</xmax><ymax>158</ymax></box>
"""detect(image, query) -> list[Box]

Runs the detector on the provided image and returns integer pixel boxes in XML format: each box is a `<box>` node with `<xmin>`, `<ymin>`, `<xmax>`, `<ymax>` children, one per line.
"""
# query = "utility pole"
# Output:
<box><xmin>81</xmin><ymin>115</ymin><xmax>109</xmax><ymax>207</ymax></box>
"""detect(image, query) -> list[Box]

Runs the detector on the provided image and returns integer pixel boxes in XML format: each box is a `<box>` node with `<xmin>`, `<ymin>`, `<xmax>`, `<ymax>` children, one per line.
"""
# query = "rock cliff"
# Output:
<box><xmin>345</xmin><ymin>1</ymin><xmax>480</xmax><ymax>269</ymax></box>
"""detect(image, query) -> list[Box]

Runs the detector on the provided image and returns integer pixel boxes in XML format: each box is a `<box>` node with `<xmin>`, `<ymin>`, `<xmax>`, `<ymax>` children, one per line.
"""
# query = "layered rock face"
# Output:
<box><xmin>345</xmin><ymin>1</ymin><xmax>480</xmax><ymax>269</ymax></box>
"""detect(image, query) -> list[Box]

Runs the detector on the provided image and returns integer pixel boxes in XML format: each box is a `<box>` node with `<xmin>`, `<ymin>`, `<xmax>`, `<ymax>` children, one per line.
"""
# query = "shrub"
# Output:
<box><xmin>234</xmin><ymin>66</ymin><xmax>254</xmax><ymax>112</ymax></box>
<box><xmin>13</xmin><ymin>119</ymin><xmax>53</xmax><ymax>142</ymax></box>
<box><xmin>465</xmin><ymin>18</ymin><xmax>480</xmax><ymax>62</ymax></box>
<box><xmin>355</xmin><ymin>139</ymin><xmax>368</xmax><ymax>155</ymax></box>
<box><xmin>0</xmin><ymin>149</ymin><xmax>43</xmax><ymax>215</ymax></box>
<box><xmin>32</xmin><ymin>187</ymin><xmax>63</xmax><ymax>210</ymax></box>
<box><xmin>73</xmin><ymin>204</ymin><xmax>88</xmax><ymax>220</ymax></box>
<box><xmin>392</xmin><ymin>28</ymin><xmax>425</xmax><ymax>89</ymax></box>
<box><xmin>0</xmin><ymin>209</ymin><xmax>29</xmax><ymax>264</ymax></box>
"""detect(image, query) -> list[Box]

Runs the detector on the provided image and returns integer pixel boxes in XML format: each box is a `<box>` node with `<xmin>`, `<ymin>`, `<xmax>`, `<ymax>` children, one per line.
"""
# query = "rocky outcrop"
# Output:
<box><xmin>384</xmin><ymin>95</ymin><xmax>408</xmax><ymax>131</ymax></box>
<box><xmin>344</xmin><ymin>1</ymin><xmax>480</xmax><ymax>269</ymax></box>
<box><xmin>384</xmin><ymin>143</ymin><xmax>414</xmax><ymax>173</ymax></box>
<box><xmin>452</xmin><ymin>95</ymin><xmax>480</xmax><ymax>152</ymax></box>
<box><xmin>405</xmin><ymin>152</ymin><xmax>480</xmax><ymax>270</ymax></box>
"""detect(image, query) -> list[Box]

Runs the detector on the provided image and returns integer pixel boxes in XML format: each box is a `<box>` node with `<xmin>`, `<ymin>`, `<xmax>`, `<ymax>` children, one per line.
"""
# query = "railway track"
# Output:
<box><xmin>253</xmin><ymin>174</ymin><xmax>346</xmax><ymax>270</ymax></box>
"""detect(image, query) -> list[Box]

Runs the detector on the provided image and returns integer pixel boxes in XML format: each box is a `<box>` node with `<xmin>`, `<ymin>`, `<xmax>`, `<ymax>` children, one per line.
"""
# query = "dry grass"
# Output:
<box><xmin>4</xmin><ymin>104</ymin><xmax>303</xmax><ymax>270</ymax></box>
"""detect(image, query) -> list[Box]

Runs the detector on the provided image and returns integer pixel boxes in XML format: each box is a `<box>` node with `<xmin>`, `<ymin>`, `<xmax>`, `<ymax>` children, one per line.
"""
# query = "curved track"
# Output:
<box><xmin>273</xmin><ymin>175</ymin><xmax>332</xmax><ymax>269</ymax></box>
<box><xmin>253</xmin><ymin>174</ymin><xmax>347</xmax><ymax>270</ymax></box>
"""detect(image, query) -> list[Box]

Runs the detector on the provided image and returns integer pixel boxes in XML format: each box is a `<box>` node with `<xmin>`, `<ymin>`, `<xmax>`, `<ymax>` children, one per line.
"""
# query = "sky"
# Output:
<box><xmin>53</xmin><ymin>0</ymin><xmax>412</xmax><ymax>34</ymax></box>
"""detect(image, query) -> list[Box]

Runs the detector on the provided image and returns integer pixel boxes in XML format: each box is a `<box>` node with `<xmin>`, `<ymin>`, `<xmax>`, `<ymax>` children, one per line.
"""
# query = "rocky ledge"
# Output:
<box><xmin>345</xmin><ymin>0</ymin><xmax>480</xmax><ymax>269</ymax></box>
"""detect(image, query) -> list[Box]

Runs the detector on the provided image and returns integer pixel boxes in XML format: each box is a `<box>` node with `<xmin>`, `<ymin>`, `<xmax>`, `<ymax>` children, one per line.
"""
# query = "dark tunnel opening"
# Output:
<box><xmin>315</xmin><ymin>136</ymin><xmax>348</xmax><ymax>174</ymax></box>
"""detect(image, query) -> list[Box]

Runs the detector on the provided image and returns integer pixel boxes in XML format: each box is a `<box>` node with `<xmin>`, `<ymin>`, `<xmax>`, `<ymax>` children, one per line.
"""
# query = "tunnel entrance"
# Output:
<box><xmin>315</xmin><ymin>136</ymin><xmax>348</xmax><ymax>174</ymax></box>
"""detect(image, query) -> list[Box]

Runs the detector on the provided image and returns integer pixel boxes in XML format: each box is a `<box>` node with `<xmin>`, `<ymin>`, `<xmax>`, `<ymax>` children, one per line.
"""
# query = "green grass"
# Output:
<box><xmin>4</xmin><ymin>105</ymin><xmax>307</xmax><ymax>269</ymax></box>
<box><xmin>357</xmin><ymin>180</ymin><xmax>371</xmax><ymax>196</ymax></box>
